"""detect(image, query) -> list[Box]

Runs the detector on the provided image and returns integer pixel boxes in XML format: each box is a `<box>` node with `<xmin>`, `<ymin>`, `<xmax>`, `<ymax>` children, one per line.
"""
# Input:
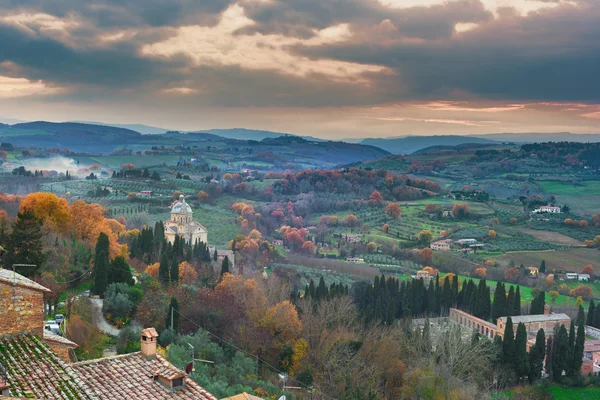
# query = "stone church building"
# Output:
<box><xmin>164</xmin><ymin>195</ymin><xmax>207</xmax><ymax>245</ymax></box>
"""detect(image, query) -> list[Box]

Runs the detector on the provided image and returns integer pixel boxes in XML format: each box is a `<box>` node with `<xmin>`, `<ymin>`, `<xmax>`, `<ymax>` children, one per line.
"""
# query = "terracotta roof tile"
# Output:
<box><xmin>0</xmin><ymin>334</ymin><xmax>95</xmax><ymax>399</ymax></box>
<box><xmin>73</xmin><ymin>352</ymin><xmax>217</xmax><ymax>400</ymax></box>
<box><xmin>0</xmin><ymin>269</ymin><xmax>51</xmax><ymax>293</ymax></box>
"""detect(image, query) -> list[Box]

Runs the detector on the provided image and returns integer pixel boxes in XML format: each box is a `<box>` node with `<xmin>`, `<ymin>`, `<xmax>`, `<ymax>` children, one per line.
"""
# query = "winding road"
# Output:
<box><xmin>90</xmin><ymin>298</ymin><xmax>121</xmax><ymax>337</ymax></box>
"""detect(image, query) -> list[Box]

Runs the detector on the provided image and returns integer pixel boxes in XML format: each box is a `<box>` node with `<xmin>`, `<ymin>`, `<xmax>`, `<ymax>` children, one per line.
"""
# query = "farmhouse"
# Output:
<box><xmin>578</xmin><ymin>274</ymin><xmax>591</xmax><ymax>282</ymax></box>
<box><xmin>416</xmin><ymin>270</ymin><xmax>434</xmax><ymax>283</ymax></box>
<box><xmin>532</xmin><ymin>205</ymin><xmax>561</xmax><ymax>214</ymax></box>
<box><xmin>164</xmin><ymin>195</ymin><xmax>208</xmax><ymax>245</ymax></box>
<box><xmin>456</xmin><ymin>238</ymin><xmax>478</xmax><ymax>246</ymax></box>
<box><xmin>565</xmin><ymin>273</ymin><xmax>578</xmax><ymax>280</ymax></box>
<box><xmin>525</xmin><ymin>267</ymin><xmax>539</xmax><ymax>278</ymax></box>
<box><xmin>430</xmin><ymin>239</ymin><xmax>452</xmax><ymax>251</ymax></box>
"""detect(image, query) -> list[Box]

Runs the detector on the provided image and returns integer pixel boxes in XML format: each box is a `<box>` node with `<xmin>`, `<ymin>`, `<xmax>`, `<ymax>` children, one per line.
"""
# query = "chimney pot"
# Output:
<box><xmin>140</xmin><ymin>327</ymin><xmax>159</xmax><ymax>358</ymax></box>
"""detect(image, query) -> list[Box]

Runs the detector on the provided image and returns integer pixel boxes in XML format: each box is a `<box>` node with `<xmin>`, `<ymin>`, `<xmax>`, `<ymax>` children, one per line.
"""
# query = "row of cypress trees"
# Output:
<box><xmin>92</xmin><ymin>232</ymin><xmax>134</xmax><ymax>296</ymax></box>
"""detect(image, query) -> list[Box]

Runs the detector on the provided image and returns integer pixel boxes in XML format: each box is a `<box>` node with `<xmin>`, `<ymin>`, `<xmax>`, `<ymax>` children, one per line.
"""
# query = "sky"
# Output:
<box><xmin>0</xmin><ymin>0</ymin><xmax>598</xmax><ymax>138</ymax></box>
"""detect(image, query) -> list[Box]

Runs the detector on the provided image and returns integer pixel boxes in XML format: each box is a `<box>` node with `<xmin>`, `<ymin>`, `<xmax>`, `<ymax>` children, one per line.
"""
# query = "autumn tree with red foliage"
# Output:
<box><xmin>385</xmin><ymin>202</ymin><xmax>402</xmax><ymax>218</ymax></box>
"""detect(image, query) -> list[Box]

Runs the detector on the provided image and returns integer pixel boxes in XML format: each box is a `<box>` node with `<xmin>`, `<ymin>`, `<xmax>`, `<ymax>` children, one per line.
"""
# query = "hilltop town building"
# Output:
<box><xmin>164</xmin><ymin>195</ymin><xmax>208</xmax><ymax>245</ymax></box>
<box><xmin>430</xmin><ymin>239</ymin><xmax>452</xmax><ymax>251</ymax></box>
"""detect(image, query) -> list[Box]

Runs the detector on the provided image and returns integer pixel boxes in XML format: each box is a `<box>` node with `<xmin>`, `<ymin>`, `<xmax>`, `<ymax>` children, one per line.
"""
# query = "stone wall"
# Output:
<box><xmin>0</xmin><ymin>281</ymin><xmax>45</xmax><ymax>338</ymax></box>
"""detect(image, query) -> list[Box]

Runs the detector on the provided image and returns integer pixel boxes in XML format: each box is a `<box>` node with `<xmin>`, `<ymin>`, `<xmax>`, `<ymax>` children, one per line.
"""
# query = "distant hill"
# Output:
<box><xmin>411</xmin><ymin>142</ymin><xmax>496</xmax><ymax>155</ymax></box>
<box><xmin>361</xmin><ymin>135</ymin><xmax>499</xmax><ymax>154</ymax></box>
<box><xmin>72</xmin><ymin>121</ymin><xmax>169</xmax><ymax>135</ymax></box>
<box><xmin>196</xmin><ymin>128</ymin><xmax>325</xmax><ymax>142</ymax></box>
<box><xmin>13</xmin><ymin>121</ymin><xmax>141</xmax><ymax>137</ymax></box>
<box><xmin>472</xmin><ymin>132</ymin><xmax>600</xmax><ymax>143</ymax></box>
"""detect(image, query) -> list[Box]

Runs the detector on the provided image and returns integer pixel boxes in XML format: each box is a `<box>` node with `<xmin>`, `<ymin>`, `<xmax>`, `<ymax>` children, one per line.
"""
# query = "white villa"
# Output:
<box><xmin>164</xmin><ymin>195</ymin><xmax>208</xmax><ymax>245</ymax></box>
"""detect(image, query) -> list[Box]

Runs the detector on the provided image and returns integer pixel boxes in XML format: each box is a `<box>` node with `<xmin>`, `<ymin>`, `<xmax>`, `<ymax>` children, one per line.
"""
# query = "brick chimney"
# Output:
<box><xmin>140</xmin><ymin>328</ymin><xmax>159</xmax><ymax>358</ymax></box>
<box><xmin>544</xmin><ymin>304</ymin><xmax>551</xmax><ymax>315</ymax></box>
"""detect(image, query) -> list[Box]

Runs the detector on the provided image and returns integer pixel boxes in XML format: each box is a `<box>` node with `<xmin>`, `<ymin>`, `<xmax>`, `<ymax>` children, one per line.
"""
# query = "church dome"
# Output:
<box><xmin>171</xmin><ymin>195</ymin><xmax>193</xmax><ymax>214</ymax></box>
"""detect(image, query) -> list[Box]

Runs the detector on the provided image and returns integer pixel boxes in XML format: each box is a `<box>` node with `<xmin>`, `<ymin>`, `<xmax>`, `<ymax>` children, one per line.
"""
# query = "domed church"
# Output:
<box><xmin>164</xmin><ymin>195</ymin><xmax>208</xmax><ymax>244</ymax></box>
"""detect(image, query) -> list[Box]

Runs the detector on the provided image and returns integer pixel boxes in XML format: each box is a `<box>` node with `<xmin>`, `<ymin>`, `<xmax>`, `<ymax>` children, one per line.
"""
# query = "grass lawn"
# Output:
<box><xmin>549</xmin><ymin>386</ymin><xmax>600</xmax><ymax>399</ymax></box>
<box><xmin>538</xmin><ymin>180</ymin><xmax>600</xmax><ymax>195</ymax></box>
<box><xmin>493</xmin><ymin>248</ymin><xmax>600</xmax><ymax>273</ymax></box>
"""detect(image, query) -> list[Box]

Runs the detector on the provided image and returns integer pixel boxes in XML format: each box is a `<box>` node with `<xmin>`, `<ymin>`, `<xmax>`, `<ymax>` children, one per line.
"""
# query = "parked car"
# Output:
<box><xmin>54</xmin><ymin>314</ymin><xmax>65</xmax><ymax>324</ymax></box>
<box><xmin>45</xmin><ymin>321</ymin><xmax>61</xmax><ymax>335</ymax></box>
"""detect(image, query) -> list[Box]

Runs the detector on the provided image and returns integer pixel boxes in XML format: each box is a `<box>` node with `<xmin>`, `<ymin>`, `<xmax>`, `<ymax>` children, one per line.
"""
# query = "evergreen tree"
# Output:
<box><xmin>213</xmin><ymin>249</ymin><xmax>218</xmax><ymax>262</ymax></box>
<box><xmin>159</xmin><ymin>253</ymin><xmax>170</xmax><ymax>284</ymax></box>
<box><xmin>316</xmin><ymin>276</ymin><xmax>327</xmax><ymax>301</ymax></box>
<box><xmin>502</xmin><ymin>317</ymin><xmax>515</xmax><ymax>365</ymax></box>
<box><xmin>587</xmin><ymin>301</ymin><xmax>595</xmax><ymax>327</ymax></box>
<box><xmin>434</xmin><ymin>277</ymin><xmax>442</xmax><ymax>316</ymax></box>
<box><xmin>506</xmin><ymin>286</ymin><xmax>515</xmax><ymax>317</ymax></box>
<box><xmin>528</xmin><ymin>328</ymin><xmax>545</xmax><ymax>383</ymax></box>
<box><xmin>492</xmin><ymin>282</ymin><xmax>506</xmax><ymax>321</ymax></box>
<box><xmin>530</xmin><ymin>291</ymin><xmax>545</xmax><ymax>315</ymax></box>
<box><xmin>514</xmin><ymin>322</ymin><xmax>530</xmax><ymax>383</ymax></box>
<box><xmin>220</xmin><ymin>256</ymin><xmax>230</xmax><ymax>276</ymax></box>
<box><xmin>7</xmin><ymin>210</ymin><xmax>45</xmax><ymax>276</ymax></box>
<box><xmin>552</xmin><ymin>324</ymin><xmax>569</xmax><ymax>381</ymax></box>
<box><xmin>572</xmin><ymin>319</ymin><xmax>585</xmax><ymax>376</ymax></box>
<box><xmin>594</xmin><ymin>304</ymin><xmax>600</xmax><ymax>329</ymax></box>
<box><xmin>539</xmin><ymin>260</ymin><xmax>546</xmax><ymax>273</ymax></box>
<box><xmin>441</xmin><ymin>277</ymin><xmax>451</xmax><ymax>315</ymax></box>
<box><xmin>165</xmin><ymin>297</ymin><xmax>180</xmax><ymax>332</ymax></box>
<box><xmin>109</xmin><ymin>255</ymin><xmax>134</xmax><ymax>286</ymax></box>
<box><xmin>514</xmin><ymin>286</ymin><xmax>521</xmax><ymax>316</ymax></box>
<box><xmin>92</xmin><ymin>232</ymin><xmax>110</xmax><ymax>296</ymax></box>
<box><xmin>170</xmin><ymin>259</ymin><xmax>179</xmax><ymax>284</ymax></box>
<box><xmin>451</xmin><ymin>276</ymin><xmax>458</xmax><ymax>308</ymax></box>
<box><xmin>567</xmin><ymin>321</ymin><xmax>576</xmax><ymax>376</ymax></box>
<box><xmin>422</xmin><ymin>318</ymin><xmax>431</xmax><ymax>353</ymax></box>
<box><xmin>575</xmin><ymin>305</ymin><xmax>585</xmax><ymax>327</ymax></box>
<box><xmin>546</xmin><ymin>335</ymin><xmax>554</xmax><ymax>380</ymax></box>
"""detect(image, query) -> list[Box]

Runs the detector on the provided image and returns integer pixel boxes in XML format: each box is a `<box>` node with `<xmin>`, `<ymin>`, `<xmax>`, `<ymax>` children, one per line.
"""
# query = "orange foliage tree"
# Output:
<box><xmin>425</xmin><ymin>204</ymin><xmax>441</xmax><ymax>214</ymax></box>
<box><xmin>504</xmin><ymin>267</ymin><xmax>519</xmax><ymax>282</ymax></box>
<box><xmin>178</xmin><ymin>261</ymin><xmax>199</xmax><ymax>284</ymax></box>
<box><xmin>366</xmin><ymin>242</ymin><xmax>377</xmax><ymax>253</ymax></box>
<box><xmin>302</xmin><ymin>241</ymin><xmax>316</xmax><ymax>255</ymax></box>
<box><xmin>197</xmin><ymin>191</ymin><xmax>209</xmax><ymax>202</ymax></box>
<box><xmin>20</xmin><ymin>192</ymin><xmax>71</xmax><ymax>233</ymax></box>
<box><xmin>144</xmin><ymin>263</ymin><xmax>159</xmax><ymax>279</ymax></box>
<box><xmin>570</xmin><ymin>285</ymin><xmax>592</xmax><ymax>299</ymax></box>
<box><xmin>382</xmin><ymin>224</ymin><xmax>389</xmax><ymax>233</ymax></box>
<box><xmin>474</xmin><ymin>267</ymin><xmax>487</xmax><ymax>278</ymax></box>
<box><xmin>385</xmin><ymin>202</ymin><xmax>402</xmax><ymax>218</ymax></box>
<box><xmin>488</xmin><ymin>230</ymin><xmax>497</xmax><ymax>238</ymax></box>
<box><xmin>369</xmin><ymin>190</ymin><xmax>383</xmax><ymax>206</ymax></box>
<box><xmin>582</xmin><ymin>264</ymin><xmax>594</xmax><ymax>275</ymax></box>
<box><xmin>452</xmin><ymin>204</ymin><xmax>470</xmax><ymax>218</ymax></box>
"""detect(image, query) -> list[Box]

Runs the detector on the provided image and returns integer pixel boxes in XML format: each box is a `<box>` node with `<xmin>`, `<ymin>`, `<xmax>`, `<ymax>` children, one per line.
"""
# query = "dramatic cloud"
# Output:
<box><xmin>0</xmin><ymin>0</ymin><xmax>597</xmax><ymax>136</ymax></box>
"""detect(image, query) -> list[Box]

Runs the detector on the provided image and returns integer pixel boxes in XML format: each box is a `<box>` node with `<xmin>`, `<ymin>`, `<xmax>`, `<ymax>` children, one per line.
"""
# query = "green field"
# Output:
<box><xmin>538</xmin><ymin>180</ymin><xmax>600</xmax><ymax>195</ymax></box>
<box><xmin>74</xmin><ymin>155</ymin><xmax>181</xmax><ymax>169</ymax></box>
<box><xmin>493</xmin><ymin>248</ymin><xmax>599</xmax><ymax>273</ymax></box>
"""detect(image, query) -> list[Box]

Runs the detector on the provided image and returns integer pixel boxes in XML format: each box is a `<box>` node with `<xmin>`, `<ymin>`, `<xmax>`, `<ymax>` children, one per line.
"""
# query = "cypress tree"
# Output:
<box><xmin>552</xmin><ymin>324</ymin><xmax>569</xmax><ymax>381</ymax></box>
<box><xmin>213</xmin><ymin>249</ymin><xmax>218</xmax><ymax>262</ymax></box>
<box><xmin>159</xmin><ymin>253</ymin><xmax>170</xmax><ymax>284</ymax></box>
<box><xmin>530</xmin><ymin>291</ymin><xmax>545</xmax><ymax>315</ymax></box>
<box><xmin>220</xmin><ymin>256</ymin><xmax>230</xmax><ymax>276</ymax></box>
<box><xmin>493</xmin><ymin>282</ymin><xmax>506</xmax><ymax>321</ymax></box>
<box><xmin>165</xmin><ymin>297</ymin><xmax>180</xmax><ymax>332</ymax></box>
<box><xmin>514</xmin><ymin>286</ymin><xmax>521</xmax><ymax>316</ymax></box>
<box><xmin>546</xmin><ymin>336</ymin><xmax>554</xmax><ymax>381</ymax></box>
<box><xmin>502</xmin><ymin>317</ymin><xmax>515</xmax><ymax>365</ymax></box>
<box><xmin>317</xmin><ymin>276</ymin><xmax>327</xmax><ymax>301</ymax></box>
<box><xmin>575</xmin><ymin>305</ymin><xmax>585</xmax><ymax>327</ymax></box>
<box><xmin>170</xmin><ymin>259</ymin><xmax>179</xmax><ymax>284</ymax></box>
<box><xmin>539</xmin><ymin>260</ymin><xmax>546</xmax><ymax>273</ymax></box>
<box><xmin>567</xmin><ymin>321</ymin><xmax>576</xmax><ymax>375</ymax></box>
<box><xmin>109</xmin><ymin>255</ymin><xmax>134</xmax><ymax>286</ymax></box>
<box><xmin>434</xmin><ymin>281</ymin><xmax>442</xmax><ymax>316</ymax></box>
<box><xmin>587</xmin><ymin>301</ymin><xmax>595</xmax><ymax>327</ymax></box>
<box><xmin>506</xmin><ymin>286</ymin><xmax>515</xmax><ymax>317</ymax></box>
<box><xmin>528</xmin><ymin>328</ymin><xmax>545</xmax><ymax>383</ymax></box>
<box><xmin>441</xmin><ymin>277</ymin><xmax>452</xmax><ymax>315</ymax></box>
<box><xmin>7</xmin><ymin>210</ymin><xmax>45</xmax><ymax>276</ymax></box>
<box><xmin>594</xmin><ymin>304</ymin><xmax>600</xmax><ymax>329</ymax></box>
<box><xmin>451</xmin><ymin>276</ymin><xmax>458</xmax><ymax>308</ymax></box>
<box><xmin>422</xmin><ymin>318</ymin><xmax>431</xmax><ymax>353</ymax></box>
<box><xmin>514</xmin><ymin>322</ymin><xmax>530</xmax><ymax>383</ymax></box>
<box><xmin>93</xmin><ymin>232</ymin><xmax>110</xmax><ymax>296</ymax></box>
<box><xmin>427</xmin><ymin>280</ymin><xmax>435</xmax><ymax>315</ymax></box>
<box><xmin>572</xmin><ymin>319</ymin><xmax>585</xmax><ymax>376</ymax></box>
